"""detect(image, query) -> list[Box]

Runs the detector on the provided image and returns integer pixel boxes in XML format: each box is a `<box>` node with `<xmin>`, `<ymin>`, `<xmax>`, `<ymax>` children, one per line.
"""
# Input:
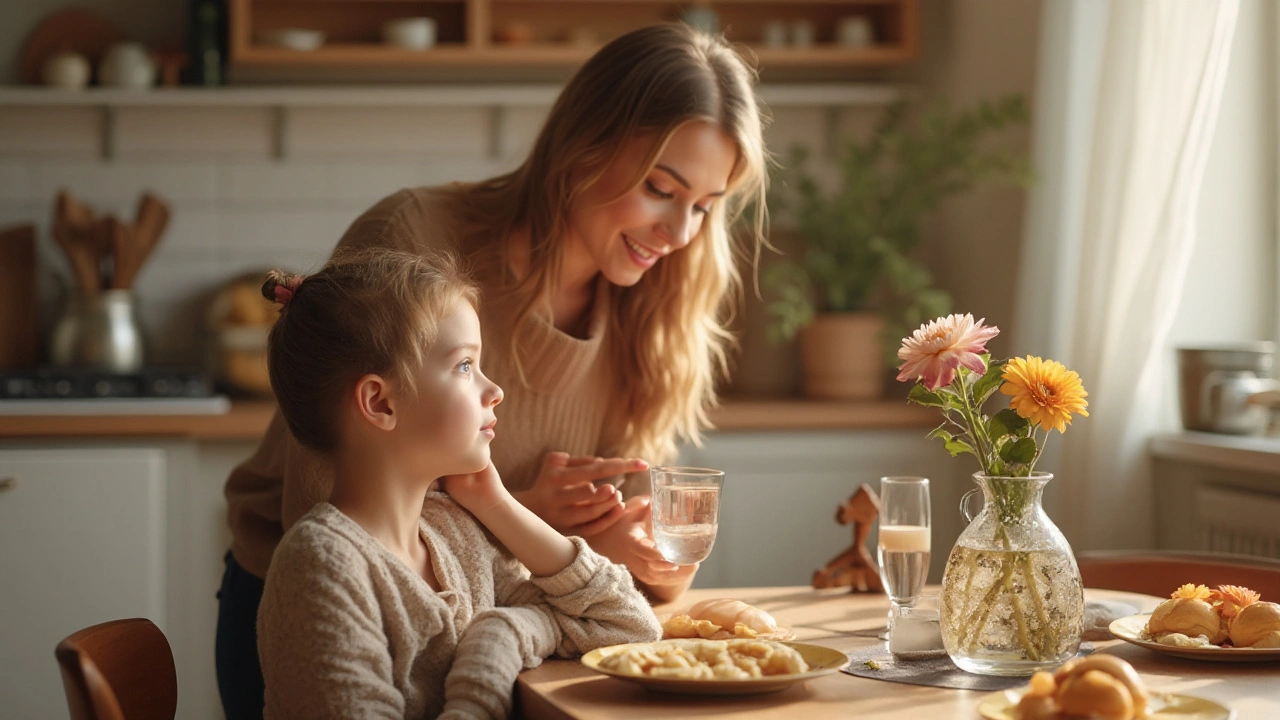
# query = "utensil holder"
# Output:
<box><xmin>50</xmin><ymin>289</ymin><xmax>146</xmax><ymax>372</ymax></box>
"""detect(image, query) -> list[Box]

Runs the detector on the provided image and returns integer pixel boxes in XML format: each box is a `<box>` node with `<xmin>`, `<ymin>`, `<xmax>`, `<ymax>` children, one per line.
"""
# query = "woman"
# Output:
<box><xmin>217</xmin><ymin>22</ymin><xmax>768</xmax><ymax>718</ymax></box>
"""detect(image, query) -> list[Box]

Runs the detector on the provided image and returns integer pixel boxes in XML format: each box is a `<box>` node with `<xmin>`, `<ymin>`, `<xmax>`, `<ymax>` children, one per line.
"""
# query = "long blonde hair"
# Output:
<box><xmin>449</xmin><ymin>23</ymin><xmax>769</xmax><ymax>464</ymax></box>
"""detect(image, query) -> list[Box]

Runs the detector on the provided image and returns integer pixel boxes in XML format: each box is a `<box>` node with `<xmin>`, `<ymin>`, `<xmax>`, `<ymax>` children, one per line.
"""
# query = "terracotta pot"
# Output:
<box><xmin>798</xmin><ymin>313</ymin><xmax>885</xmax><ymax>400</ymax></box>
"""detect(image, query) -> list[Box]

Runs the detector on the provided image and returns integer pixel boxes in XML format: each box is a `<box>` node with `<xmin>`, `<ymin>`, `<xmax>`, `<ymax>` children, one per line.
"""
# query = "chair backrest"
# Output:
<box><xmin>55</xmin><ymin>618</ymin><xmax>177</xmax><ymax>720</ymax></box>
<box><xmin>1077</xmin><ymin>550</ymin><xmax>1280</xmax><ymax>601</ymax></box>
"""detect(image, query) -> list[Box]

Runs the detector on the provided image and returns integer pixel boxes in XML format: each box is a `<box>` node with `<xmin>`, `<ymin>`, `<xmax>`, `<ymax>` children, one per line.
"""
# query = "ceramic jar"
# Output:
<box><xmin>42</xmin><ymin>51</ymin><xmax>91</xmax><ymax>90</ymax></box>
<box><xmin>99</xmin><ymin>42</ymin><xmax>157</xmax><ymax>89</ymax></box>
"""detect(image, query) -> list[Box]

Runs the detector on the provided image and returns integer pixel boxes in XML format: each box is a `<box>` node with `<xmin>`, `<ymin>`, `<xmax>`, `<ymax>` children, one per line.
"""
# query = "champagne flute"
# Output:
<box><xmin>877</xmin><ymin>476</ymin><xmax>931</xmax><ymax>637</ymax></box>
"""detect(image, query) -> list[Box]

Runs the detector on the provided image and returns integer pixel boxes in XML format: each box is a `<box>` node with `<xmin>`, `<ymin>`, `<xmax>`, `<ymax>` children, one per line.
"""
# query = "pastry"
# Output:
<box><xmin>1146</xmin><ymin>584</ymin><xmax>1226</xmax><ymax>644</ymax></box>
<box><xmin>1015</xmin><ymin>655</ymin><xmax>1148</xmax><ymax>720</ymax></box>
<box><xmin>687</xmin><ymin>598</ymin><xmax>777</xmax><ymax>635</ymax></box>
<box><xmin>1228</xmin><ymin>600</ymin><xmax>1280</xmax><ymax>648</ymax></box>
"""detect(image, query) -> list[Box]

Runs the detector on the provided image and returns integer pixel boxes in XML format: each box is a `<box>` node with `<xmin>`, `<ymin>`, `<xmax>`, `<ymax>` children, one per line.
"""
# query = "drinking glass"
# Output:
<box><xmin>650</xmin><ymin>466</ymin><xmax>724</xmax><ymax>565</ymax></box>
<box><xmin>878</xmin><ymin>476</ymin><xmax>932</xmax><ymax>609</ymax></box>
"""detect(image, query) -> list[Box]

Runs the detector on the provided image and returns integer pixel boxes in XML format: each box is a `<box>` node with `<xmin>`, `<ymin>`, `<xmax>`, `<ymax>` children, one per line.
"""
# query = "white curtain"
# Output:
<box><xmin>1015</xmin><ymin>0</ymin><xmax>1239</xmax><ymax>550</ymax></box>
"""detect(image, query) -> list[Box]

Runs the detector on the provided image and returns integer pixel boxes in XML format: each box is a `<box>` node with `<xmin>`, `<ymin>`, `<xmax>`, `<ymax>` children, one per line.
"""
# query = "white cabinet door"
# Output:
<box><xmin>0</xmin><ymin>448</ymin><xmax>167</xmax><ymax>720</ymax></box>
<box><xmin>681</xmin><ymin>430</ymin><xmax>965</xmax><ymax>589</ymax></box>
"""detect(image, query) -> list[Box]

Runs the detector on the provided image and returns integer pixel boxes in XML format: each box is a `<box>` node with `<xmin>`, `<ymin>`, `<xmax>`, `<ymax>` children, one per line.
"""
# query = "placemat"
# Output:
<box><xmin>841</xmin><ymin>643</ymin><xmax>1094</xmax><ymax>691</ymax></box>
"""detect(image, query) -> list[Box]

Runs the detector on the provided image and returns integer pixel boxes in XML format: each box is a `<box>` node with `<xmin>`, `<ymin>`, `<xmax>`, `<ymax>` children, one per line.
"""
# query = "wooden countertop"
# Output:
<box><xmin>0</xmin><ymin>396</ymin><xmax>936</xmax><ymax>440</ymax></box>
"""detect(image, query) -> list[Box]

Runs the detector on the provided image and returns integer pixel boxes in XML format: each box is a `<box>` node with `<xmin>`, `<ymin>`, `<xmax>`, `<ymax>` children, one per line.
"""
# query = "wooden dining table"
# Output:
<box><xmin>515</xmin><ymin>585</ymin><xmax>1280</xmax><ymax>720</ymax></box>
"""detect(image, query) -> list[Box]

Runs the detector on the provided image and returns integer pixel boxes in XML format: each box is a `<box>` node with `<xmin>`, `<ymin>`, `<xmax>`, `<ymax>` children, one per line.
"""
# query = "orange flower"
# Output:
<box><xmin>1171</xmin><ymin>583</ymin><xmax>1213</xmax><ymax>601</ymax></box>
<box><xmin>1212</xmin><ymin>585</ymin><xmax>1261</xmax><ymax>619</ymax></box>
<box><xmin>1000</xmin><ymin>356</ymin><xmax>1089</xmax><ymax>433</ymax></box>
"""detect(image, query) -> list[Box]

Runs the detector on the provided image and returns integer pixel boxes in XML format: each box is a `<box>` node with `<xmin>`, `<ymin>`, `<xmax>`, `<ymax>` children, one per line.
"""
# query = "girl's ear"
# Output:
<box><xmin>353</xmin><ymin>373</ymin><xmax>396</xmax><ymax>431</ymax></box>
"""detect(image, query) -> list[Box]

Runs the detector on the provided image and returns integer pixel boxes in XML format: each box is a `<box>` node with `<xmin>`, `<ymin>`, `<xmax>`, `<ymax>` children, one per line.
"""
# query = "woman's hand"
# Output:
<box><xmin>513</xmin><ymin>452</ymin><xmax>645</xmax><ymax>536</ymax></box>
<box><xmin>586</xmin><ymin>496</ymin><xmax>698</xmax><ymax>591</ymax></box>
<box><xmin>440</xmin><ymin>463</ymin><xmax>509</xmax><ymax>517</ymax></box>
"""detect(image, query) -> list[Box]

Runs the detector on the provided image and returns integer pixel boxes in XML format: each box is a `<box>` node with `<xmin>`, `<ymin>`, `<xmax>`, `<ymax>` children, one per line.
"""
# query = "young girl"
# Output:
<box><xmin>221</xmin><ymin>22</ymin><xmax>767</xmax><ymax>715</ymax></box>
<box><xmin>254</xmin><ymin>247</ymin><xmax>661</xmax><ymax>719</ymax></box>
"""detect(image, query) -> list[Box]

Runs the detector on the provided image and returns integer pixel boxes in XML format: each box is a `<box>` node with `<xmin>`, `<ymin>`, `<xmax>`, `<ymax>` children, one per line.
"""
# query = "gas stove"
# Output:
<box><xmin>0</xmin><ymin>367</ymin><xmax>215</xmax><ymax>400</ymax></box>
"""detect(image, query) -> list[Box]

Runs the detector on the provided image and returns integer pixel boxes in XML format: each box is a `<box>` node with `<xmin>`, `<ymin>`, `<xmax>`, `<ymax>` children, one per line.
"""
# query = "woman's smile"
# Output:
<box><xmin>622</xmin><ymin>233</ymin><xmax>661</xmax><ymax>268</ymax></box>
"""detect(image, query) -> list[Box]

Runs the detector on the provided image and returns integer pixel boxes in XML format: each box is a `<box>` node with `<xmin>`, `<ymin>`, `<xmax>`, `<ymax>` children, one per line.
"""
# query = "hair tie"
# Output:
<box><xmin>262</xmin><ymin>271</ymin><xmax>305</xmax><ymax>307</ymax></box>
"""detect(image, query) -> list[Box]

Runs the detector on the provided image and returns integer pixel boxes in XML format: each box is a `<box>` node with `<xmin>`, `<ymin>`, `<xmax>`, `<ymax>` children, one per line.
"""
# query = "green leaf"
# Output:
<box><xmin>998</xmin><ymin>437</ymin><xmax>1037</xmax><ymax>465</ymax></box>
<box><xmin>944</xmin><ymin>437</ymin><xmax>975</xmax><ymax>458</ymax></box>
<box><xmin>987</xmin><ymin>408</ymin><xmax>1028</xmax><ymax>441</ymax></box>
<box><xmin>908</xmin><ymin>384</ymin><xmax>947</xmax><ymax>408</ymax></box>
<box><xmin>971</xmin><ymin>357</ymin><xmax>1006</xmax><ymax>405</ymax></box>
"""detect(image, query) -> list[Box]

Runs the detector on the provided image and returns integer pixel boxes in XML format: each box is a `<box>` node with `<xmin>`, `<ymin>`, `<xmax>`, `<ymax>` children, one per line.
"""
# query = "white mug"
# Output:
<box><xmin>838</xmin><ymin>16</ymin><xmax>875</xmax><ymax>48</ymax></box>
<box><xmin>383</xmin><ymin>17</ymin><xmax>437</xmax><ymax>50</ymax></box>
<box><xmin>42</xmin><ymin>50</ymin><xmax>91</xmax><ymax>90</ymax></box>
<box><xmin>791</xmin><ymin>19</ymin><xmax>816</xmax><ymax>48</ymax></box>
<box><xmin>762</xmin><ymin>20</ymin><xmax>788</xmax><ymax>49</ymax></box>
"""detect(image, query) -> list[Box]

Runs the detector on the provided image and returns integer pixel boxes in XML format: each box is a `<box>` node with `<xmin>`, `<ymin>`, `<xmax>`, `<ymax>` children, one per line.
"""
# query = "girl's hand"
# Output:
<box><xmin>586</xmin><ymin>496</ymin><xmax>698</xmax><ymax>589</ymax></box>
<box><xmin>514</xmin><ymin>452</ymin><xmax>645</xmax><ymax>536</ymax></box>
<box><xmin>440</xmin><ymin>463</ymin><xmax>508</xmax><ymax>517</ymax></box>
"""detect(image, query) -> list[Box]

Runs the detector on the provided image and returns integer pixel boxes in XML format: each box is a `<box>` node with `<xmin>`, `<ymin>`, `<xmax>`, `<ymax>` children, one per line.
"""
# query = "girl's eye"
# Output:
<box><xmin>457</xmin><ymin>359</ymin><xmax>472</xmax><ymax>374</ymax></box>
<box><xmin>693</xmin><ymin>204</ymin><xmax>710</xmax><ymax>216</ymax></box>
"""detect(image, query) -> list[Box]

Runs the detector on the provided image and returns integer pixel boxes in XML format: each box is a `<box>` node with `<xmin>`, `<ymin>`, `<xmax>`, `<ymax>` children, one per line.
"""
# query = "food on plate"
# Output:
<box><xmin>1014</xmin><ymin>655</ymin><xmax>1148</xmax><ymax>720</ymax></box>
<box><xmin>1228</xmin><ymin>600</ymin><xmax>1280</xmax><ymax>648</ymax></box>
<box><xmin>688</xmin><ymin>598</ymin><xmax>777</xmax><ymax>633</ymax></box>
<box><xmin>661</xmin><ymin>613</ymin><xmax>758</xmax><ymax>639</ymax></box>
<box><xmin>596</xmin><ymin>638</ymin><xmax>808</xmax><ymax>680</ymax></box>
<box><xmin>661</xmin><ymin>598</ymin><xmax>783</xmax><ymax>641</ymax></box>
<box><xmin>1146</xmin><ymin>584</ymin><xmax>1227</xmax><ymax>645</ymax></box>
<box><xmin>1145</xmin><ymin>583</ymin><xmax>1280</xmax><ymax>648</ymax></box>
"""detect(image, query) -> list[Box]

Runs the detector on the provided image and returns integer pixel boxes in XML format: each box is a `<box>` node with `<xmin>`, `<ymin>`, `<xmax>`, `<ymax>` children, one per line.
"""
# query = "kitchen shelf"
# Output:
<box><xmin>0</xmin><ymin>397</ymin><xmax>937</xmax><ymax>439</ymax></box>
<box><xmin>228</xmin><ymin>0</ymin><xmax>918</xmax><ymax>80</ymax></box>
<box><xmin>0</xmin><ymin>83</ymin><xmax>906</xmax><ymax>108</ymax></box>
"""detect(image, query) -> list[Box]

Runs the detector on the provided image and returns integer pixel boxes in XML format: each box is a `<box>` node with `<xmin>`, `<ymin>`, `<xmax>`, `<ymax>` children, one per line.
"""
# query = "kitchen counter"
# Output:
<box><xmin>0</xmin><ymin>397</ymin><xmax>936</xmax><ymax>439</ymax></box>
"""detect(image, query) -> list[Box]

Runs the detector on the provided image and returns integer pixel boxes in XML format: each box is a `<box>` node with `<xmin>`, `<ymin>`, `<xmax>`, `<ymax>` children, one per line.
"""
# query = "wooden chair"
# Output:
<box><xmin>1077</xmin><ymin>550</ymin><xmax>1280</xmax><ymax>600</ymax></box>
<box><xmin>55</xmin><ymin>618</ymin><xmax>177</xmax><ymax>720</ymax></box>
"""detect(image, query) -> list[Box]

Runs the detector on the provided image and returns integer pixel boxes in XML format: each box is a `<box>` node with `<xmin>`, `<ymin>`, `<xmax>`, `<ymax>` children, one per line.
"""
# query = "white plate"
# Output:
<box><xmin>1110</xmin><ymin>614</ymin><xmax>1280</xmax><ymax>663</ymax></box>
<box><xmin>978</xmin><ymin>687</ymin><xmax>1234</xmax><ymax>720</ymax></box>
<box><xmin>581</xmin><ymin>640</ymin><xmax>847</xmax><ymax>695</ymax></box>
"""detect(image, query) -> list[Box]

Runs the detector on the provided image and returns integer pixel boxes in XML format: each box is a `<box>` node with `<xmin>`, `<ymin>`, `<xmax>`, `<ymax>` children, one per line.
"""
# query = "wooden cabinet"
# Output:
<box><xmin>229</xmin><ymin>0</ymin><xmax>918</xmax><ymax>80</ymax></box>
<box><xmin>0</xmin><ymin>447</ymin><xmax>168</xmax><ymax>720</ymax></box>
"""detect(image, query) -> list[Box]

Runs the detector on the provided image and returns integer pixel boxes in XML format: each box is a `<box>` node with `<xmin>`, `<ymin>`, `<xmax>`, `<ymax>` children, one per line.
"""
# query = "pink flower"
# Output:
<box><xmin>896</xmin><ymin>314</ymin><xmax>1000</xmax><ymax>391</ymax></box>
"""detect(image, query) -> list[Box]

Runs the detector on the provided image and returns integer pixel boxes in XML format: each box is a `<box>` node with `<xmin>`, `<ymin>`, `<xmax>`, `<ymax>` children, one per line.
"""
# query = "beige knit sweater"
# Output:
<box><xmin>225</xmin><ymin>186</ymin><xmax>641</xmax><ymax>579</ymax></box>
<box><xmin>258</xmin><ymin>496</ymin><xmax>662</xmax><ymax>720</ymax></box>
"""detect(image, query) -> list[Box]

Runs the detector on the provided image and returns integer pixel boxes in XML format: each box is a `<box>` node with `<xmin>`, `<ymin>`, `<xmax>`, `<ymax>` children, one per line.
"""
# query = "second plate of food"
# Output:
<box><xmin>1110</xmin><ymin>614</ymin><xmax>1280</xmax><ymax>663</ymax></box>
<box><xmin>977</xmin><ymin>688</ymin><xmax>1234</xmax><ymax>720</ymax></box>
<box><xmin>581</xmin><ymin>639</ymin><xmax>848</xmax><ymax>695</ymax></box>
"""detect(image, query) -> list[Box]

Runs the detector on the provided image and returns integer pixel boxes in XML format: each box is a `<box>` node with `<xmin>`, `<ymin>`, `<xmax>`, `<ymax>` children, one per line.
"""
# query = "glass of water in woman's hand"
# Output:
<box><xmin>650</xmin><ymin>467</ymin><xmax>724</xmax><ymax>565</ymax></box>
<box><xmin>877</xmin><ymin>476</ymin><xmax>932</xmax><ymax>609</ymax></box>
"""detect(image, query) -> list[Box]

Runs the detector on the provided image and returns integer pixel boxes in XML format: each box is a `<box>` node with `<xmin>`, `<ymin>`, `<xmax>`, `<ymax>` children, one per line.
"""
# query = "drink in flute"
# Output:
<box><xmin>878</xmin><ymin>524</ymin><xmax>930</xmax><ymax>606</ymax></box>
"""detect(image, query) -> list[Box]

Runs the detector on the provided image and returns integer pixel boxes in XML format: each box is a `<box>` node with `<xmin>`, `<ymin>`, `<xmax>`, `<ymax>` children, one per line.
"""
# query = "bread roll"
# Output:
<box><xmin>1064</xmin><ymin>654</ymin><xmax>1147</xmax><ymax>716</ymax></box>
<box><xmin>1229</xmin><ymin>601</ymin><xmax>1280</xmax><ymax>648</ymax></box>
<box><xmin>1147</xmin><ymin>598</ymin><xmax>1227</xmax><ymax>644</ymax></box>
<box><xmin>687</xmin><ymin>598</ymin><xmax>777</xmax><ymax>635</ymax></box>
<box><xmin>1055</xmin><ymin>669</ymin><xmax>1134</xmax><ymax>720</ymax></box>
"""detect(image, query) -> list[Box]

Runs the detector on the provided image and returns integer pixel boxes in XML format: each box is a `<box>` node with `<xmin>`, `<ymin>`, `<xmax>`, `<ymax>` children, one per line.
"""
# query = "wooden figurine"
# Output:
<box><xmin>812</xmin><ymin>483</ymin><xmax>885</xmax><ymax>593</ymax></box>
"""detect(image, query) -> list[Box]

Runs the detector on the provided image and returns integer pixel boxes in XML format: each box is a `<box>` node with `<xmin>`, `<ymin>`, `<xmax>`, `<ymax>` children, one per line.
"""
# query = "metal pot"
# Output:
<box><xmin>1177</xmin><ymin>343</ymin><xmax>1278</xmax><ymax>434</ymax></box>
<box><xmin>50</xmin><ymin>290</ymin><xmax>146</xmax><ymax>373</ymax></box>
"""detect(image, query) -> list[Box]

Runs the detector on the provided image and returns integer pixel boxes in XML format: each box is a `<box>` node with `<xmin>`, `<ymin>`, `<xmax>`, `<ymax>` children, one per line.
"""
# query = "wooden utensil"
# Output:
<box><xmin>113</xmin><ymin>192</ymin><xmax>170</xmax><ymax>289</ymax></box>
<box><xmin>53</xmin><ymin>191</ymin><xmax>101</xmax><ymax>295</ymax></box>
<box><xmin>0</xmin><ymin>224</ymin><xmax>39</xmax><ymax>368</ymax></box>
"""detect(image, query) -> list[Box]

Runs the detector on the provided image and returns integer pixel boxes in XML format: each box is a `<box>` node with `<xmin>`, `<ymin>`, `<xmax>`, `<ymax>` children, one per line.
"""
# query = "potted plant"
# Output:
<box><xmin>765</xmin><ymin>95</ymin><xmax>1031</xmax><ymax>400</ymax></box>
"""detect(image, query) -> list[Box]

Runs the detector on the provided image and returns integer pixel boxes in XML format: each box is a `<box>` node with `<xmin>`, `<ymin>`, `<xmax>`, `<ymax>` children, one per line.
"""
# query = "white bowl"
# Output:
<box><xmin>259</xmin><ymin>28</ymin><xmax>325</xmax><ymax>51</ymax></box>
<box><xmin>382</xmin><ymin>17</ymin><xmax>437</xmax><ymax>50</ymax></box>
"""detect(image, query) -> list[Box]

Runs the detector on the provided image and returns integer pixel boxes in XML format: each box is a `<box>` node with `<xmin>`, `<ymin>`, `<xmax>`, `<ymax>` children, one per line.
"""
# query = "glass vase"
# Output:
<box><xmin>940</xmin><ymin>472</ymin><xmax>1083</xmax><ymax>676</ymax></box>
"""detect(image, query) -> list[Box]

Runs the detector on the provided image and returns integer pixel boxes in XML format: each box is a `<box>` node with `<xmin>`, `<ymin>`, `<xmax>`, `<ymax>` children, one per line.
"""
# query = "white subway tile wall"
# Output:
<box><xmin>0</xmin><ymin>103</ymin><xmax>844</xmax><ymax>365</ymax></box>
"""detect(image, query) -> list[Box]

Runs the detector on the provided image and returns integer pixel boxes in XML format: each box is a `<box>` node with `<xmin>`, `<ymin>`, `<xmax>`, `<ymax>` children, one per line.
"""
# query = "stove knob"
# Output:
<box><xmin>55</xmin><ymin>380</ymin><xmax>72</xmax><ymax>397</ymax></box>
<box><xmin>153</xmin><ymin>378</ymin><xmax>171</xmax><ymax>395</ymax></box>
